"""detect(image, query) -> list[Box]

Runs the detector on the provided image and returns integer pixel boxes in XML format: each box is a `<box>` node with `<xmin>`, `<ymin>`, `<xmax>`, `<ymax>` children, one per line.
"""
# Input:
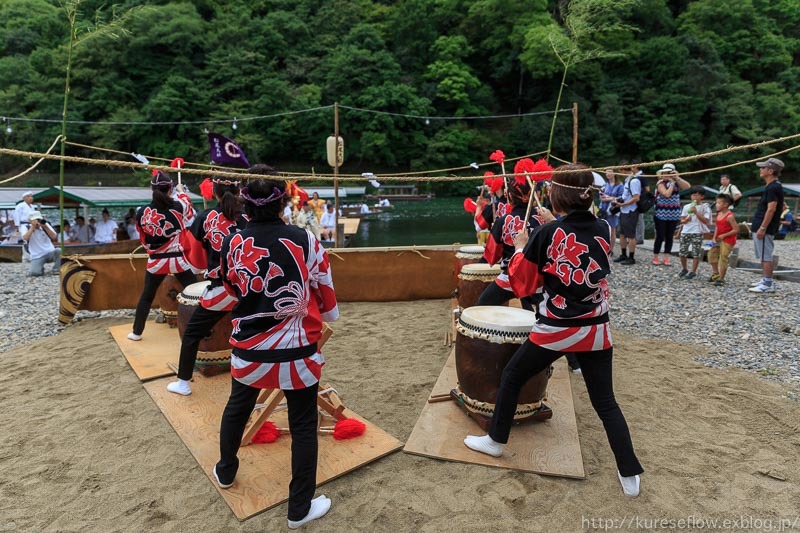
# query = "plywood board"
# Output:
<box><xmin>109</xmin><ymin>322</ymin><xmax>179</xmax><ymax>381</ymax></box>
<box><xmin>143</xmin><ymin>374</ymin><xmax>403</xmax><ymax>521</ymax></box>
<box><xmin>404</xmin><ymin>350</ymin><xmax>585</xmax><ymax>479</ymax></box>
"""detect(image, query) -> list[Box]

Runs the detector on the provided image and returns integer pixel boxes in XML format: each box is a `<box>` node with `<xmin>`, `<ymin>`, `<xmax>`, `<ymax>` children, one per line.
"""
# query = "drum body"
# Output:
<box><xmin>457</xmin><ymin>263</ymin><xmax>500</xmax><ymax>309</ymax></box>
<box><xmin>454</xmin><ymin>306</ymin><xmax>551</xmax><ymax>422</ymax></box>
<box><xmin>454</xmin><ymin>245</ymin><xmax>484</xmax><ymax>282</ymax></box>
<box><xmin>155</xmin><ymin>274</ymin><xmax>183</xmax><ymax>327</ymax></box>
<box><xmin>177</xmin><ymin>281</ymin><xmax>232</xmax><ymax>375</ymax></box>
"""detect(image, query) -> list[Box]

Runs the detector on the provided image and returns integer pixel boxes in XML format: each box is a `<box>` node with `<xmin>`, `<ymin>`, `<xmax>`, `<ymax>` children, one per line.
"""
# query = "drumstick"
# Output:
<box><xmin>524</xmin><ymin>177</ymin><xmax>542</xmax><ymax>222</ymax></box>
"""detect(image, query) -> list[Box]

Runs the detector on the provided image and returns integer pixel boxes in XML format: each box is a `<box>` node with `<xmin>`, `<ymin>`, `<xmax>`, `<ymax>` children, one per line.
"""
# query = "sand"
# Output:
<box><xmin>1</xmin><ymin>299</ymin><xmax>799</xmax><ymax>531</ymax></box>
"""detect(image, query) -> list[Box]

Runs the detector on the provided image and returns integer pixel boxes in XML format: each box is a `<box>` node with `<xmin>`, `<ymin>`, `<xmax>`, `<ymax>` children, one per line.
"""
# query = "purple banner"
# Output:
<box><xmin>208</xmin><ymin>132</ymin><xmax>250</xmax><ymax>168</ymax></box>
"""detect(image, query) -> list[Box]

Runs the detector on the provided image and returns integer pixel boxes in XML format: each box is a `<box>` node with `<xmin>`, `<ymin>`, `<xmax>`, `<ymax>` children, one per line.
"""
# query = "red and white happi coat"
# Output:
<box><xmin>484</xmin><ymin>204</ymin><xmax>544</xmax><ymax>291</ymax></box>
<box><xmin>508</xmin><ymin>210</ymin><xmax>613</xmax><ymax>352</ymax></box>
<box><xmin>475</xmin><ymin>197</ymin><xmax>507</xmax><ymax>231</ymax></box>
<box><xmin>135</xmin><ymin>192</ymin><xmax>195</xmax><ymax>275</ymax></box>
<box><xmin>220</xmin><ymin>220</ymin><xmax>338</xmax><ymax>390</ymax></box>
<box><xmin>188</xmin><ymin>206</ymin><xmax>248</xmax><ymax>312</ymax></box>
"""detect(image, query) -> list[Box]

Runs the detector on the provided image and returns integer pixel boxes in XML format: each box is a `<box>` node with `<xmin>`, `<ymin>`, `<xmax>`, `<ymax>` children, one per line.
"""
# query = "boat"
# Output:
<box><xmin>366</xmin><ymin>185</ymin><xmax>434</xmax><ymax>202</ymax></box>
<box><xmin>338</xmin><ymin>207</ymin><xmax>384</xmax><ymax>218</ymax></box>
<box><xmin>0</xmin><ymin>239</ymin><xmax>141</xmax><ymax>263</ymax></box>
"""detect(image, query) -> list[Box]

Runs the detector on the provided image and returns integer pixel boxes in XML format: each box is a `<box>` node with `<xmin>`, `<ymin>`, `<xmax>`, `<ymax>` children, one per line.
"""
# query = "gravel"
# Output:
<box><xmin>1</xmin><ymin>239</ymin><xmax>798</xmax><ymax>398</ymax></box>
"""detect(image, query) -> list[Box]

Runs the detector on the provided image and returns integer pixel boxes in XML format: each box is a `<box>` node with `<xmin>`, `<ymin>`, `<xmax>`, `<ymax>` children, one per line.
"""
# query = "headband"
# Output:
<box><xmin>550</xmin><ymin>180</ymin><xmax>600</xmax><ymax>199</ymax></box>
<box><xmin>240</xmin><ymin>186</ymin><xmax>284</xmax><ymax>206</ymax></box>
<box><xmin>212</xmin><ymin>178</ymin><xmax>240</xmax><ymax>186</ymax></box>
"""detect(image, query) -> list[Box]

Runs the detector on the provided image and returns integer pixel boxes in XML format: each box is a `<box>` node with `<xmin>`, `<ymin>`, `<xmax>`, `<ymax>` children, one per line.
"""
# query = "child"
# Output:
<box><xmin>677</xmin><ymin>187</ymin><xmax>711</xmax><ymax>280</ymax></box>
<box><xmin>708</xmin><ymin>194</ymin><xmax>738</xmax><ymax>286</ymax></box>
<box><xmin>463</xmin><ymin>164</ymin><xmax>644</xmax><ymax>497</ymax></box>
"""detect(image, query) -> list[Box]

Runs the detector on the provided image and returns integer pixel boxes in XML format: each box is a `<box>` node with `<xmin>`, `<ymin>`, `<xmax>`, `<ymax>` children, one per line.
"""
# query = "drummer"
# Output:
<box><xmin>474</xmin><ymin>176</ymin><xmax>507</xmax><ymax>234</ymax></box>
<box><xmin>166</xmin><ymin>177</ymin><xmax>247</xmax><ymax>396</ymax></box>
<box><xmin>476</xmin><ymin>165</ymin><xmax>553</xmax><ymax>310</ymax></box>
<box><xmin>128</xmin><ymin>171</ymin><xmax>197</xmax><ymax>341</ymax></box>
<box><xmin>464</xmin><ymin>164</ymin><xmax>644</xmax><ymax>498</ymax></box>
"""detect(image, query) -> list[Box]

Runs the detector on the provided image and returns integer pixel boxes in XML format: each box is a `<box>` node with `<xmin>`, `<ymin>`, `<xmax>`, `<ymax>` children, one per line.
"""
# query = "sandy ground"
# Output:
<box><xmin>1</xmin><ymin>300</ymin><xmax>799</xmax><ymax>532</ymax></box>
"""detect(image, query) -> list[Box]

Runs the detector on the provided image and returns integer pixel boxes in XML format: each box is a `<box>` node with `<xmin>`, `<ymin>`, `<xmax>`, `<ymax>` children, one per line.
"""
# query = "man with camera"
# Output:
<box><xmin>611</xmin><ymin>165</ymin><xmax>641</xmax><ymax>265</ymax></box>
<box><xmin>22</xmin><ymin>211</ymin><xmax>61</xmax><ymax>277</ymax></box>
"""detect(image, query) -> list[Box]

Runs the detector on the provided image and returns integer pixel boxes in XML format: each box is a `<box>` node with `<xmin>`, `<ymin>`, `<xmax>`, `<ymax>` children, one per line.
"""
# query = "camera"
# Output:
<box><xmin>609</xmin><ymin>205</ymin><xmax>621</xmax><ymax>215</ymax></box>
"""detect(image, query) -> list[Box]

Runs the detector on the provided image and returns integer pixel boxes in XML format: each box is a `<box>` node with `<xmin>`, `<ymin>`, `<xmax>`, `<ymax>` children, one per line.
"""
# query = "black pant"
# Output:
<box><xmin>217</xmin><ymin>379</ymin><xmax>319</xmax><ymax>521</ymax></box>
<box><xmin>488</xmin><ymin>341</ymin><xmax>643</xmax><ymax>477</ymax></box>
<box><xmin>132</xmin><ymin>270</ymin><xmax>197</xmax><ymax>335</ymax></box>
<box><xmin>177</xmin><ymin>305</ymin><xmax>228</xmax><ymax>380</ymax></box>
<box><xmin>476</xmin><ymin>281</ymin><xmax>534</xmax><ymax>311</ymax></box>
<box><xmin>653</xmin><ymin>218</ymin><xmax>679</xmax><ymax>255</ymax></box>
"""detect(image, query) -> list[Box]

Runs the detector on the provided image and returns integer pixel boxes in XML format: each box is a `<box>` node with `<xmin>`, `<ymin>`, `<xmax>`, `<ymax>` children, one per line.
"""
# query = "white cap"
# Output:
<box><xmin>29</xmin><ymin>210</ymin><xmax>43</xmax><ymax>221</ymax></box>
<box><xmin>660</xmin><ymin>163</ymin><xmax>676</xmax><ymax>173</ymax></box>
<box><xmin>21</xmin><ymin>190</ymin><xmax>33</xmax><ymax>199</ymax></box>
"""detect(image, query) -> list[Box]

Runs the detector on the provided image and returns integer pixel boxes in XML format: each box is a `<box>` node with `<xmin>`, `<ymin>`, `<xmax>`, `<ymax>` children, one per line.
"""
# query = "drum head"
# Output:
<box><xmin>182</xmin><ymin>280</ymin><xmax>211</xmax><ymax>298</ymax></box>
<box><xmin>459</xmin><ymin>306</ymin><xmax>536</xmax><ymax>336</ymax></box>
<box><xmin>458</xmin><ymin>245</ymin><xmax>485</xmax><ymax>254</ymax></box>
<box><xmin>460</xmin><ymin>263</ymin><xmax>500</xmax><ymax>275</ymax></box>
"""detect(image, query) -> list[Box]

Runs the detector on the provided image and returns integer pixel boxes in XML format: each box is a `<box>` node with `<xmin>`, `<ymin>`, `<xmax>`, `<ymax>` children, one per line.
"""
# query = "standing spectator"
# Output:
<box><xmin>775</xmin><ymin>202</ymin><xmax>795</xmax><ymax>240</ymax></box>
<box><xmin>612</xmin><ymin>162</ymin><xmax>641</xmax><ymax>265</ymax></box>
<box><xmin>748</xmin><ymin>158</ymin><xmax>785</xmax><ymax>293</ymax></box>
<box><xmin>13</xmin><ymin>191</ymin><xmax>37</xmax><ymax>241</ymax></box>
<box><xmin>125</xmin><ymin>216</ymin><xmax>139</xmax><ymax>240</ymax></box>
<box><xmin>22</xmin><ymin>211</ymin><xmax>61</xmax><ymax>276</ymax></box>
<box><xmin>630</xmin><ymin>161</ymin><xmax>647</xmax><ymax>244</ymax></box>
<box><xmin>718</xmin><ymin>174</ymin><xmax>742</xmax><ymax>206</ymax></box>
<box><xmin>73</xmin><ymin>215</ymin><xmax>93</xmax><ymax>243</ymax></box>
<box><xmin>598</xmin><ymin>169</ymin><xmax>623</xmax><ymax>256</ymax></box>
<box><xmin>707</xmin><ymin>194</ymin><xmax>738</xmax><ymax>286</ymax></box>
<box><xmin>93</xmin><ymin>208</ymin><xmax>118</xmax><ymax>244</ymax></box>
<box><xmin>677</xmin><ymin>187</ymin><xmax>711</xmax><ymax>280</ymax></box>
<box><xmin>652</xmin><ymin>164</ymin><xmax>690</xmax><ymax>265</ymax></box>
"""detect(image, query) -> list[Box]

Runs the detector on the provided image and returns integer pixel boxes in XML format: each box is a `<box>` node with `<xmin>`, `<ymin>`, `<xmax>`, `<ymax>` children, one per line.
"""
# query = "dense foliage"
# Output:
<box><xmin>0</xmin><ymin>0</ymin><xmax>798</xmax><ymax>193</ymax></box>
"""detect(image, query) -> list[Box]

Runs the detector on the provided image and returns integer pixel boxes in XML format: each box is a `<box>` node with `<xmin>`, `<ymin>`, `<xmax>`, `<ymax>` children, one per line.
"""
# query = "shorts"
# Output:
<box><xmin>618</xmin><ymin>211</ymin><xmax>639</xmax><ymax>238</ymax></box>
<box><xmin>754</xmin><ymin>234</ymin><xmax>775</xmax><ymax>262</ymax></box>
<box><xmin>707</xmin><ymin>241</ymin><xmax>735</xmax><ymax>269</ymax></box>
<box><xmin>679</xmin><ymin>233</ymin><xmax>703</xmax><ymax>258</ymax></box>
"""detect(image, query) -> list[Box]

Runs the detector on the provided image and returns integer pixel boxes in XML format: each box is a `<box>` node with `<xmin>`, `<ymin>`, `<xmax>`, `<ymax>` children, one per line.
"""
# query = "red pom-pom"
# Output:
<box><xmin>513</xmin><ymin>158</ymin><xmax>536</xmax><ymax>187</ymax></box>
<box><xmin>199</xmin><ymin>178</ymin><xmax>214</xmax><ymax>200</ymax></box>
<box><xmin>482</xmin><ymin>171</ymin><xmax>495</xmax><ymax>186</ymax></box>
<box><xmin>463</xmin><ymin>197</ymin><xmax>477</xmax><ymax>214</ymax></box>
<box><xmin>150</xmin><ymin>168</ymin><xmax>159</xmax><ymax>177</ymax></box>
<box><xmin>170</xmin><ymin>157</ymin><xmax>185</xmax><ymax>168</ymax></box>
<box><xmin>530</xmin><ymin>159</ymin><xmax>554</xmax><ymax>182</ymax></box>
<box><xmin>489</xmin><ymin>177</ymin><xmax>504</xmax><ymax>194</ymax></box>
<box><xmin>333</xmin><ymin>418</ymin><xmax>366</xmax><ymax>440</ymax></box>
<box><xmin>252</xmin><ymin>421</ymin><xmax>281</xmax><ymax>444</ymax></box>
<box><xmin>489</xmin><ymin>150</ymin><xmax>505</xmax><ymax>164</ymax></box>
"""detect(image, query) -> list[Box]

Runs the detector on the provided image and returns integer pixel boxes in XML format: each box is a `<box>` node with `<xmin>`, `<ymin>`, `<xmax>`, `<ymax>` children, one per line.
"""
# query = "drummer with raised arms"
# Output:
<box><xmin>128</xmin><ymin>171</ymin><xmax>197</xmax><ymax>342</ymax></box>
<box><xmin>474</xmin><ymin>173</ymin><xmax>507</xmax><ymax>233</ymax></box>
<box><xmin>476</xmin><ymin>159</ymin><xmax>554</xmax><ymax>310</ymax></box>
<box><xmin>464</xmin><ymin>163</ymin><xmax>644</xmax><ymax>498</ymax></box>
<box><xmin>166</xmin><ymin>177</ymin><xmax>247</xmax><ymax>396</ymax></box>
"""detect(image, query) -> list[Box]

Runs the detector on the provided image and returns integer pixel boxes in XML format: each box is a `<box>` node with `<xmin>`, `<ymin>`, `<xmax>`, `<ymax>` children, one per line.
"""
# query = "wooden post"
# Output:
<box><xmin>572</xmin><ymin>102</ymin><xmax>578</xmax><ymax>163</ymax></box>
<box><xmin>333</xmin><ymin>102</ymin><xmax>342</xmax><ymax>248</ymax></box>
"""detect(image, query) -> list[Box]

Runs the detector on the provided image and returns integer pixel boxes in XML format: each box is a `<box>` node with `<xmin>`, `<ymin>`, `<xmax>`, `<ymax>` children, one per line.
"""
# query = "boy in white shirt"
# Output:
<box><xmin>678</xmin><ymin>187</ymin><xmax>711</xmax><ymax>279</ymax></box>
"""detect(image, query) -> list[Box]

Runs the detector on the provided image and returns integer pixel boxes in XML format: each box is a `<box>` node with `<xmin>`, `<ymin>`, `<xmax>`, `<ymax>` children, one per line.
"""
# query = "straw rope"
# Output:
<box><xmin>0</xmin><ymin>135</ymin><xmax>62</xmax><ymax>184</ymax></box>
<box><xmin>1</xmin><ymin>131</ymin><xmax>799</xmax><ymax>183</ymax></box>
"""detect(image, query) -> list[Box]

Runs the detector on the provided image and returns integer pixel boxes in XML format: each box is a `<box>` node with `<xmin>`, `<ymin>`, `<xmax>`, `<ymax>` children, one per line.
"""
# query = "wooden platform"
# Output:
<box><xmin>109</xmin><ymin>322</ymin><xmax>179</xmax><ymax>381</ymax></box>
<box><xmin>403</xmin><ymin>350</ymin><xmax>585</xmax><ymax>479</ymax></box>
<box><xmin>143</xmin><ymin>373</ymin><xmax>403</xmax><ymax>520</ymax></box>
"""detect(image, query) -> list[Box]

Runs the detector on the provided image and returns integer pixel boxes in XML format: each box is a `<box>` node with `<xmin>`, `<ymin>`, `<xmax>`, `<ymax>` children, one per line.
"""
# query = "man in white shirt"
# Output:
<box><xmin>23</xmin><ymin>211</ymin><xmax>61</xmax><ymax>276</ymax></box>
<box><xmin>320</xmin><ymin>204</ymin><xmax>336</xmax><ymax>240</ymax></box>
<box><xmin>93</xmin><ymin>209</ymin><xmax>117</xmax><ymax>244</ymax></box>
<box><xmin>73</xmin><ymin>215</ymin><xmax>93</xmax><ymax>243</ymax></box>
<box><xmin>13</xmin><ymin>191</ymin><xmax>36</xmax><ymax>241</ymax></box>
<box><xmin>718</xmin><ymin>174</ymin><xmax>742</xmax><ymax>206</ymax></box>
<box><xmin>359</xmin><ymin>202</ymin><xmax>370</xmax><ymax>214</ymax></box>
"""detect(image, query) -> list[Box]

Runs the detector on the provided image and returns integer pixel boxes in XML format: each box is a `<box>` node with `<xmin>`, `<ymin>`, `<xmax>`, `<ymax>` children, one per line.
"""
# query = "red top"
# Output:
<box><xmin>715</xmin><ymin>211</ymin><xmax>738</xmax><ymax>246</ymax></box>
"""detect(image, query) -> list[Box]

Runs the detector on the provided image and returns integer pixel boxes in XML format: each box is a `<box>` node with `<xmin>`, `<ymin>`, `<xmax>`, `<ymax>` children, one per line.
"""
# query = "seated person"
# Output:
<box><xmin>320</xmin><ymin>204</ymin><xmax>336</xmax><ymax>240</ymax></box>
<box><xmin>377</xmin><ymin>197</ymin><xmax>391</xmax><ymax>207</ymax></box>
<box><xmin>359</xmin><ymin>202</ymin><xmax>370</xmax><ymax>214</ymax></box>
<box><xmin>295</xmin><ymin>202</ymin><xmax>321</xmax><ymax>239</ymax></box>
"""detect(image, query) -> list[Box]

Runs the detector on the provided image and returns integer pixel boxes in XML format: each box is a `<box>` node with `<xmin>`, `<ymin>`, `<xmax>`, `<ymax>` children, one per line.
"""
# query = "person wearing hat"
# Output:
<box><xmin>12</xmin><ymin>191</ymin><xmax>36</xmax><ymax>240</ymax></box>
<box><xmin>651</xmin><ymin>163</ymin><xmax>690</xmax><ymax>266</ymax></box>
<box><xmin>22</xmin><ymin>211</ymin><xmax>61</xmax><ymax>276</ymax></box>
<box><xmin>748</xmin><ymin>157</ymin><xmax>785</xmax><ymax>293</ymax></box>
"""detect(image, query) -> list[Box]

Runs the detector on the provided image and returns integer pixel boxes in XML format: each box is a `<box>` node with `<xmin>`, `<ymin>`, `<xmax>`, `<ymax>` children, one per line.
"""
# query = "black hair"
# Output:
<box><xmin>716</xmin><ymin>193</ymin><xmax>733</xmax><ymax>205</ymax></box>
<box><xmin>549</xmin><ymin>164</ymin><xmax>595</xmax><ymax>213</ymax></box>
<box><xmin>243</xmin><ymin>165</ymin><xmax>284</xmax><ymax>222</ymax></box>
<box><xmin>506</xmin><ymin>179</ymin><xmax>531</xmax><ymax>208</ymax></box>
<box><xmin>102</xmin><ymin>208</ymin><xmax>109</xmax><ymax>215</ymax></box>
<box><xmin>213</xmin><ymin>179</ymin><xmax>241</xmax><ymax>222</ymax></box>
<box><xmin>689</xmin><ymin>185</ymin><xmax>705</xmax><ymax>196</ymax></box>
<box><xmin>151</xmin><ymin>171</ymin><xmax>174</xmax><ymax>210</ymax></box>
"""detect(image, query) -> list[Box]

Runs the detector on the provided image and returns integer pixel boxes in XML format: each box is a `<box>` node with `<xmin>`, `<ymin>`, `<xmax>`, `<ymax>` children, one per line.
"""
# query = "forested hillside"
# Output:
<box><xmin>0</xmin><ymin>0</ymin><xmax>798</xmax><ymax>191</ymax></box>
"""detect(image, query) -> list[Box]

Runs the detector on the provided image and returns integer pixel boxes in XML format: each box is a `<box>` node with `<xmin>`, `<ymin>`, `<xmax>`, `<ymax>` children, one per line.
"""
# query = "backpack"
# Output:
<box><xmin>630</xmin><ymin>175</ymin><xmax>655</xmax><ymax>213</ymax></box>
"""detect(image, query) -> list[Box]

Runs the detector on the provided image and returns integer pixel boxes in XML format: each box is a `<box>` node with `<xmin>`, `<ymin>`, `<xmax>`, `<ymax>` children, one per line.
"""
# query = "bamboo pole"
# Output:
<box><xmin>572</xmin><ymin>102</ymin><xmax>579</xmax><ymax>163</ymax></box>
<box><xmin>333</xmin><ymin>102</ymin><xmax>342</xmax><ymax>247</ymax></box>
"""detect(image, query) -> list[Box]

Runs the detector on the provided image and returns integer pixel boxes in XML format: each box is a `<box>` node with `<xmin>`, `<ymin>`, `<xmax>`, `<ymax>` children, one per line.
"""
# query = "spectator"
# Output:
<box><xmin>748</xmin><ymin>158</ymin><xmax>785</xmax><ymax>293</ymax></box>
<box><xmin>718</xmin><ymin>174</ymin><xmax>742</xmax><ymax>206</ymax></box>
<box><xmin>708</xmin><ymin>194</ymin><xmax>738</xmax><ymax>286</ymax></box>
<box><xmin>307</xmin><ymin>192</ymin><xmax>326</xmax><ymax>221</ymax></box>
<box><xmin>296</xmin><ymin>202</ymin><xmax>321</xmax><ymax>240</ymax></box>
<box><xmin>12</xmin><ymin>191</ymin><xmax>37</xmax><ymax>242</ymax></box>
<box><xmin>630</xmin><ymin>161</ymin><xmax>646</xmax><ymax>244</ymax></box>
<box><xmin>73</xmin><ymin>215</ymin><xmax>93</xmax><ymax>243</ymax></box>
<box><xmin>320</xmin><ymin>203</ymin><xmax>336</xmax><ymax>241</ymax></box>
<box><xmin>677</xmin><ymin>187</ymin><xmax>711</xmax><ymax>280</ymax></box>
<box><xmin>22</xmin><ymin>211</ymin><xmax>61</xmax><ymax>276</ymax></box>
<box><xmin>598</xmin><ymin>168</ymin><xmax>623</xmax><ymax>256</ymax></box>
<box><xmin>652</xmin><ymin>164</ymin><xmax>690</xmax><ymax>265</ymax></box>
<box><xmin>93</xmin><ymin>209</ymin><xmax>118</xmax><ymax>243</ymax></box>
<box><xmin>59</xmin><ymin>220</ymin><xmax>78</xmax><ymax>243</ymax></box>
<box><xmin>359</xmin><ymin>201</ymin><xmax>370</xmax><ymax>214</ymax></box>
<box><xmin>612</xmin><ymin>161</ymin><xmax>641</xmax><ymax>265</ymax></box>
<box><xmin>775</xmin><ymin>202</ymin><xmax>796</xmax><ymax>240</ymax></box>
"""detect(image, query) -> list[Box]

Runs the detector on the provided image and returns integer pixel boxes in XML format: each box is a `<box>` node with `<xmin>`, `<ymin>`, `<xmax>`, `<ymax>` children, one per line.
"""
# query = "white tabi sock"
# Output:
<box><xmin>166</xmin><ymin>379</ymin><xmax>192</xmax><ymax>396</ymax></box>
<box><xmin>464</xmin><ymin>434</ymin><xmax>504</xmax><ymax>457</ymax></box>
<box><xmin>288</xmin><ymin>495</ymin><xmax>331</xmax><ymax>529</ymax></box>
<box><xmin>127</xmin><ymin>332</ymin><xmax>142</xmax><ymax>341</ymax></box>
